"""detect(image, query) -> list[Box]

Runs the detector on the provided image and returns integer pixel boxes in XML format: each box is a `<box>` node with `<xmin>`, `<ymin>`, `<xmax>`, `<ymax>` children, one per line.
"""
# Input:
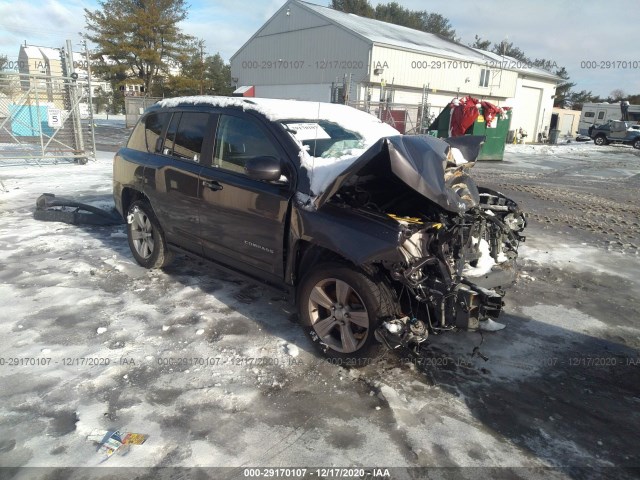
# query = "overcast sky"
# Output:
<box><xmin>1</xmin><ymin>0</ymin><xmax>638</xmax><ymax>98</ymax></box>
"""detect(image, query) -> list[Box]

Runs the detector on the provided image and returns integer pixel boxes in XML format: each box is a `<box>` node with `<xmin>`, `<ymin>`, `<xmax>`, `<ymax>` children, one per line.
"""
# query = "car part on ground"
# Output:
<box><xmin>34</xmin><ymin>193</ymin><xmax>124</xmax><ymax>225</ymax></box>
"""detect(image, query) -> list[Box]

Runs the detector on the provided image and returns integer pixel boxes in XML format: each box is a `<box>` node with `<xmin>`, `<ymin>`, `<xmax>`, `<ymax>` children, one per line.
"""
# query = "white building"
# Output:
<box><xmin>231</xmin><ymin>0</ymin><xmax>561</xmax><ymax>141</ymax></box>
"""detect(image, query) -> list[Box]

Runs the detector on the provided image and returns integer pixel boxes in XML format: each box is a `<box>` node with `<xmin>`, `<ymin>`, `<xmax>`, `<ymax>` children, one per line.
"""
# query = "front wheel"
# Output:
<box><xmin>633</xmin><ymin>139</ymin><xmax>640</xmax><ymax>150</ymax></box>
<box><xmin>593</xmin><ymin>135</ymin><xmax>608</xmax><ymax>146</ymax></box>
<box><xmin>297</xmin><ymin>263</ymin><xmax>396</xmax><ymax>363</ymax></box>
<box><xmin>126</xmin><ymin>200</ymin><xmax>172</xmax><ymax>269</ymax></box>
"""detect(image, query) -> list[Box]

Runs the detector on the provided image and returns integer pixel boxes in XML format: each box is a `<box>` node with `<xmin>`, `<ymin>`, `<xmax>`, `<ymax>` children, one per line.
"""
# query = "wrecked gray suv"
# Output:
<box><xmin>113</xmin><ymin>97</ymin><xmax>526</xmax><ymax>361</ymax></box>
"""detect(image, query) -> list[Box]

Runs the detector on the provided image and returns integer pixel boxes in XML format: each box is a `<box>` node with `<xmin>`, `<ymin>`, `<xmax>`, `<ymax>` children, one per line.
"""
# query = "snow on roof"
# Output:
<box><xmin>299</xmin><ymin>1</ymin><xmax>482</xmax><ymax>62</ymax></box>
<box><xmin>157</xmin><ymin>96</ymin><xmax>394</xmax><ymax>133</ymax></box>
<box><xmin>297</xmin><ymin>1</ymin><xmax>562</xmax><ymax>81</ymax></box>
<box><xmin>470</xmin><ymin>48</ymin><xmax>561</xmax><ymax>81</ymax></box>
<box><xmin>21</xmin><ymin>46</ymin><xmax>45</xmax><ymax>59</ymax></box>
<box><xmin>21</xmin><ymin>45</ymin><xmax>62</xmax><ymax>62</ymax></box>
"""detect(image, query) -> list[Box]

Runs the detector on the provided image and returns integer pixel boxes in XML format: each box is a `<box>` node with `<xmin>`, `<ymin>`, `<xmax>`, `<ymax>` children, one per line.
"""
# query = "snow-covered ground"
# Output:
<box><xmin>1</xmin><ymin>146</ymin><xmax>639</xmax><ymax>478</ymax></box>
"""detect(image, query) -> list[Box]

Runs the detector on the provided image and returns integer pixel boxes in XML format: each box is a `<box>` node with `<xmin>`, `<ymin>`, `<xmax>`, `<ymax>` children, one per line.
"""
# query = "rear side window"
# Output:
<box><xmin>127</xmin><ymin>111</ymin><xmax>210</xmax><ymax>161</ymax></box>
<box><xmin>127</xmin><ymin>120</ymin><xmax>147</xmax><ymax>151</ymax></box>
<box><xmin>584</xmin><ymin>112</ymin><xmax>595</xmax><ymax>118</ymax></box>
<box><xmin>145</xmin><ymin>112</ymin><xmax>172</xmax><ymax>153</ymax></box>
<box><xmin>172</xmin><ymin>112</ymin><xmax>210</xmax><ymax>162</ymax></box>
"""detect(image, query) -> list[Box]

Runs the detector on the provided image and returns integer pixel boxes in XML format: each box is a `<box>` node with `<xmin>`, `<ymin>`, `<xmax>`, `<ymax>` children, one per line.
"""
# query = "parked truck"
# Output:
<box><xmin>578</xmin><ymin>102</ymin><xmax>640</xmax><ymax>135</ymax></box>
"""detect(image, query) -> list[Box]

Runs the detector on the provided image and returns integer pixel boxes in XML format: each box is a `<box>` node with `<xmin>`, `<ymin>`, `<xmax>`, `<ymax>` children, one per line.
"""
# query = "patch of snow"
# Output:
<box><xmin>479</xmin><ymin>319</ymin><xmax>506</xmax><ymax>331</ymax></box>
<box><xmin>462</xmin><ymin>238</ymin><xmax>496</xmax><ymax>277</ymax></box>
<box><xmin>96</xmin><ymin>327</ymin><xmax>107</xmax><ymax>334</ymax></box>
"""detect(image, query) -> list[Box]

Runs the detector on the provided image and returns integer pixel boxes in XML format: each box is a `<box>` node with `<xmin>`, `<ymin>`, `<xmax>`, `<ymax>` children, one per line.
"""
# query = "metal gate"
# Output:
<box><xmin>0</xmin><ymin>72</ymin><xmax>95</xmax><ymax>166</ymax></box>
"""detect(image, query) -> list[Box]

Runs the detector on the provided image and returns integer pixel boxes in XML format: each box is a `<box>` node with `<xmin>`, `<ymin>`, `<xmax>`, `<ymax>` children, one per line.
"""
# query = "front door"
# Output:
<box><xmin>198</xmin><ymin>112</ymin><xmax>293</xmax><ymax>281</ymax></box>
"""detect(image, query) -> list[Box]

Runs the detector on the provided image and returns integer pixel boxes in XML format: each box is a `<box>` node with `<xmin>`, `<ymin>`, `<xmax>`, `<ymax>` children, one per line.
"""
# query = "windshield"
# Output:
<box><xmin>281</xmin><ymin>120</ymin><xmax>364</xmax><ymax>158</ymax></box>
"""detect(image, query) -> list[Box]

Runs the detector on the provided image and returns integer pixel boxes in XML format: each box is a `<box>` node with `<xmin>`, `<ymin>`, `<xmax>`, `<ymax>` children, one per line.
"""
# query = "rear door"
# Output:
<box><xmin>142</xmin><ymin>110</ymin><xmax>214</xmax><ymax>254</ymax></box>
<box><xmin>197</xmin><ymin>111</ymin><xmax>294</xmax><ymax>281</ymax></box>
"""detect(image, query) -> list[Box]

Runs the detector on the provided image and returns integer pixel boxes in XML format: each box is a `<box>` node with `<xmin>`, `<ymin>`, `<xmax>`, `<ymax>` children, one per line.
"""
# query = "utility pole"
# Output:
<box><xmin>199</xmin><ymin>40</ymin><xmax>205</xmax><ymax>95</ymax></box>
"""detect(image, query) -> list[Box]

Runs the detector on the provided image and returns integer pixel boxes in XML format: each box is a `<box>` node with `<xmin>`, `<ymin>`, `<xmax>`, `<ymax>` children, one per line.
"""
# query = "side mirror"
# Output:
<box><xmin>245</xmin><ymin>156</ymin><xmax>282</xmax><ymax>181</ymax></box>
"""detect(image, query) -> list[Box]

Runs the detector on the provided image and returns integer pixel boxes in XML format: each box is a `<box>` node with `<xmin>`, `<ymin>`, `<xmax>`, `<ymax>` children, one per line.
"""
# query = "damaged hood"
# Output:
<box><xmin>311</xmin><ymin>135</ymin><xmax>485</xmax><ymax>213</ymax></box>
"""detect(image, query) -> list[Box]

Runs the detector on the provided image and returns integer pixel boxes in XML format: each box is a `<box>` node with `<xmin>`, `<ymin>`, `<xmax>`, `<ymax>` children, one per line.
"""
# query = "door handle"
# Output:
<box><xmin>203</xmin><ymin>180</ymin><xmax>223</xmax><ymax>191</ymax></box>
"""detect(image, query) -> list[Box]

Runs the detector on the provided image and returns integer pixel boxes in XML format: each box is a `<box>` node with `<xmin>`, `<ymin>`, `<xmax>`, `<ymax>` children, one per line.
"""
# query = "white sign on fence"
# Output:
<box><xmin>47</xmin><ymin>108</ymin><xmax>62</xmax><ymax>128</ymax></box>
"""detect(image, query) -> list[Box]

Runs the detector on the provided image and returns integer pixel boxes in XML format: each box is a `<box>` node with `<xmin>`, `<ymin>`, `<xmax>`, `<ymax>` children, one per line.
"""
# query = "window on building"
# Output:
<box><xmin>584</xmin><ymin>112</ymin><xmax>595</xmax><ymax>118</ymax></box>
<box><xmin>213</xmin><ymin>115</ymin><xmax>279</xmax><ymax>174</ymax></box>
<box><xmin>479</xmin><ymin>69</ymin><xmax>491</xmax><ymax>88</ymax></box>
<box><xmin>597</xmin><ymin>111</ymin><xmax>605</xmax><ymax>120</ymax></box>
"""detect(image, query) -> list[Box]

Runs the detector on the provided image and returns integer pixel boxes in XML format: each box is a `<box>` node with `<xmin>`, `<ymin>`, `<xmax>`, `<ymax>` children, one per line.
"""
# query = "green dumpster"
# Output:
<box><xmin>429</xmin><ymin>102</ymin><xmax>512</xmax><ymax>161</ymax></box>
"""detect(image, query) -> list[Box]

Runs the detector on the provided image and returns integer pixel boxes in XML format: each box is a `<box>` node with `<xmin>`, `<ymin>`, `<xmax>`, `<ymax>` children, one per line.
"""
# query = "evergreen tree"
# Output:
<box><xmin>568</xmin><ymin>90</ymin><xmax>595</xmax><ymax>111</ymax></box>
<box><xmin>330</xmin><ymin>0</ymin><xmax>374</xmax><ymax>17</ymax></box>
<box><xmin>330</xmin><ymin>0</ymin><xmax>458</xmax><ymax>41</ymax></box>
<box><xmin>84</xmin><ymin>0</ymin><xmax>193</xmax><ymax>95</ymax></box>
<box><xmin>552</xmin><ymin>67</ymin><xmax>575</xmax><ymax>108</ymax></box>
<box><xmin>491</xmin><ymin>40</ymin><xmax>528</xmax><ymax>62</ymax></box>
<box><xmin>469</xmin><ymin>35</ymin><xmax>491</xmax><ymax>50</ymax></box>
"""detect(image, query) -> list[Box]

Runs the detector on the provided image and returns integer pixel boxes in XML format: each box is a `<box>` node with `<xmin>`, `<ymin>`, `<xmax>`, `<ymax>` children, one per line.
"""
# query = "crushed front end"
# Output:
<box><xmin>317</xmin><ymin>134</ymin><xmax>527</xmax><ymax>354</ymax></box>
<box><xmin>375</xmin><ymin>186</ymin><xmax>526</xmax><ymax>353</ymax></box>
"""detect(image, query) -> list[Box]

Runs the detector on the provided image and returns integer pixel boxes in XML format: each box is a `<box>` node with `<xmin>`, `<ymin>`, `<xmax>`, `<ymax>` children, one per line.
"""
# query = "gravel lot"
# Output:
<box><xmin>0</xmin><ymin>127</ymin><xmax>638</xmax><ymax>479</ymax></box>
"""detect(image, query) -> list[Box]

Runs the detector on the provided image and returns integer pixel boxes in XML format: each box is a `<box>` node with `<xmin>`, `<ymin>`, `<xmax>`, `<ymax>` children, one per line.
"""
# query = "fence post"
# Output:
<box><xmin>33</xmin><ymin>75</ymin><xmax>45</xmax><ymax>165</ymax></box>
<box><xmin>83</xmin><ymin>40</ymin><xmax>96</xmax><ymax>160</ymax></box>
<box><xmin>65</xmin><ymin>40</ymin><xmax>85</xmax><ymax>158</ymax></box>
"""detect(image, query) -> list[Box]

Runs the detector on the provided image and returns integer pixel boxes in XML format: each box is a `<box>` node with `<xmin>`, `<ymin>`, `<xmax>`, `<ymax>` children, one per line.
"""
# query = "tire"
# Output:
<box><xmin>126</xmin><ymin>200</ymin><xmax>172</xmax><ymax>269</ymax></box>
<box><xmin>297</xmin><ymin>262</ymin><xmax>397</xmax><ymax>363</ymax></box>
<box><xmin>593</xmin><ymin>135</ymin><xmax>607</xmax><ymax>146</ymax></box>
<box><xmin>633</xmin><ymin>139</ymin><xmax>640</xmax><ymax>150</ymax></box>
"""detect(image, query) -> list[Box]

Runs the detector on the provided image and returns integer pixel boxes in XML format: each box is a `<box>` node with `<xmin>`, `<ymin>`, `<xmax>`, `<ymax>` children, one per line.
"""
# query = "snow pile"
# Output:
<box><xmin>505</xmin><ymin>142</ymin><xmax>610</xmax><ymax>156</ymax></box>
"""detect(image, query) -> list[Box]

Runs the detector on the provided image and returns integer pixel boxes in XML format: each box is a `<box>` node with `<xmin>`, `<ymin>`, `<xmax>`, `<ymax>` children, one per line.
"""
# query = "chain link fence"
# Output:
<box><xmin>347</xmin><ymin>100</ymin><xmax>443</xmax><ymax>135</ymax></box>
<box><xmin>0</xmin><ymin>72</ymin><xmax>95</xmax><ymax>166</ymax></box>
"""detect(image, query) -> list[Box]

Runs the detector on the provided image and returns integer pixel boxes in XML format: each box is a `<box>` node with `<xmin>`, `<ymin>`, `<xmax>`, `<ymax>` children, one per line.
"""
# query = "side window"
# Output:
<box><xmin>127</xmin><ymin>119</ymin><xmax>146</xmax><ymax>151</ymax></box>
<box><xmin>163</xmin><ymin>113</ymin><xmax>181</xmax><ymax>155</ymax></box>
<box><xmin>172</xmin><ymin>112</ymin><xmax>210</xmax><ymax>162</ymax></box>
<box><xmin>597</xmin><ymin>111</ymin><xmax>605</xmax><ymax>120</ymax></box>
<box><xmin>584</xmin><ymin>112</ymin><xmax>595</xmax><ymax>118</ymax></box>
<box><xmin>479</xmin><ymin>69</ymin><xmax>490</xmax><ymax>88</ymax></box>
<box><xmin>145</xmin><ymin>112</ymin><xmax>171</xmax><ymax>153</ymax></box>
<box><xmin>213</xmin><ymin>115</ymin><xmax>279</xmax><ymax>174</ymax></box>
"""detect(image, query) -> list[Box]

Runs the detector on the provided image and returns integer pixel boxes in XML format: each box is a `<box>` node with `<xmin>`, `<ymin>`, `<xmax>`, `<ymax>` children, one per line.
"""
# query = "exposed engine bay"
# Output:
<box><xmin>327</xmin><ymin>135</ymin><xmax>527</xmax><ymax>356</ymax></box>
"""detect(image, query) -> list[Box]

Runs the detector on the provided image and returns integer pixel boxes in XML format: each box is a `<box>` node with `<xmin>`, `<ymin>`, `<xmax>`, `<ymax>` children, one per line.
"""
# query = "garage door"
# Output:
<box><xmin>519</xmin><ymin>87</ymin><xmax>542</xmax><ymax>143</ymax></box>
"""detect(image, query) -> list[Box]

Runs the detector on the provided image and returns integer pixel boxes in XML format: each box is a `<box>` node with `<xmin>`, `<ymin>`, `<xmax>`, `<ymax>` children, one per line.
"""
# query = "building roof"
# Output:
<box><xmin>21</xmin><ymin>45</ymin><xmax>61</xmax><ymax>62</ymax></box>
<box><xmin>297</xmin><ymin>1</ymin><xmax>561</xmax><ymax>82</ymax></box>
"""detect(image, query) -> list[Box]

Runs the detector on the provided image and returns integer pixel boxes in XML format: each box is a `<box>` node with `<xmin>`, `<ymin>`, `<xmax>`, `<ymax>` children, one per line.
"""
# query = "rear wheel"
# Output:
<box><xmin>126</xmin><ymin>200</ymin><xmax>172</xmax><ymax>268</ymax></box>
<box><xmin>593</xmin><ymin>135</ymin><xmax>608</xmax><ymax>146</ymax></box>
<box><xmin>297</xmin><ymin>263</ymin><xmax>396</xmax><ymax>363</ymax></box>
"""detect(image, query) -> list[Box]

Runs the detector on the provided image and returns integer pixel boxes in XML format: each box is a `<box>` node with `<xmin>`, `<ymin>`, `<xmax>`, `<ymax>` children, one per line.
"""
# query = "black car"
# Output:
<box><xmin>113</xmin><ymin>97</ymin><xmax>526</xmax><ymax>361</ymax></box>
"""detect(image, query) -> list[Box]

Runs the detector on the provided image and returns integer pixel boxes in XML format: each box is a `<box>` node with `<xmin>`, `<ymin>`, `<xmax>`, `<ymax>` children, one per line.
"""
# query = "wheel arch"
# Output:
<box><xmin>291</xmin><ymin>240</ymin><xmax>396</xmax><ymax>306</ymax></box>
<box><xmin>121</xmin><ymin>187</ymin><xmax>150</xmax><ymax>216</ymax></box>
